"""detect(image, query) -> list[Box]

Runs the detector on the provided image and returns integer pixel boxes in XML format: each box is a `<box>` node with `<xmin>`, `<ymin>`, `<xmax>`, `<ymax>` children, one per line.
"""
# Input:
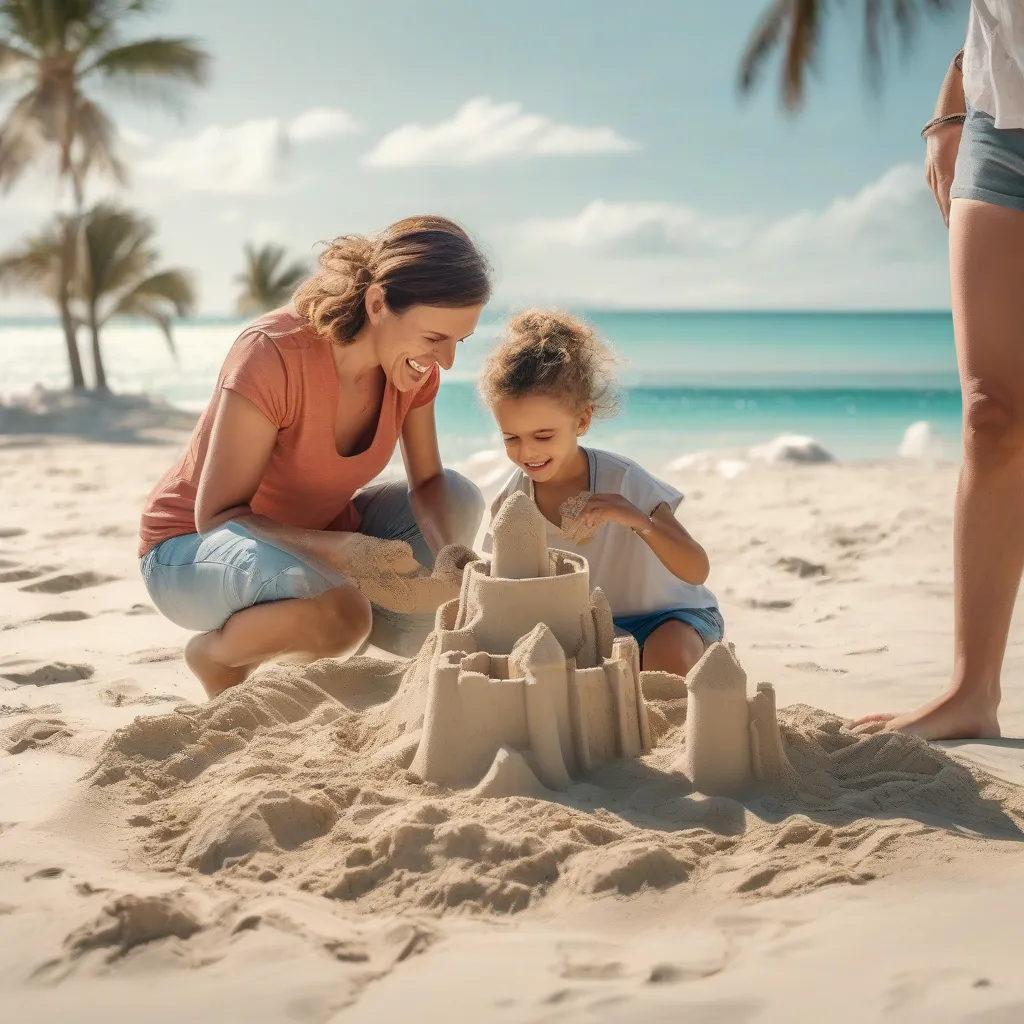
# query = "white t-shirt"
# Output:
<box><xmin>963</xmin><ymin>0</ymin><xmax>1024</xmax><ymax>128</ymax></box>
<box><xmin>482</xmin><ymin>447</ymin><xmax>719</xmax><ymax>617</ymax></box>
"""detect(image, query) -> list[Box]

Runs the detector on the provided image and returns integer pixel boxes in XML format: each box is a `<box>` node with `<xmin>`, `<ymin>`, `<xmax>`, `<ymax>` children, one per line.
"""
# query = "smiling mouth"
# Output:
<box><xmin>407</xmin><ymin>358</ymin><xmax>429</xmax><ymax>375</ymax></box>
<box><xmin>523</xmin><ymin>458</ymin><xmax>551</xmax><ymax>471</ymax></box>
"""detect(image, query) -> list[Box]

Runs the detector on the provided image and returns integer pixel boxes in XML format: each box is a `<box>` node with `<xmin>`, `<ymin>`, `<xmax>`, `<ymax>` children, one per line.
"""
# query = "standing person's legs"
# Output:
<box><xmin>354</xmin><ymin>468</ymin><xmax>484</xmax><ymax>656</ymax></box>
<box><xmin>864</xmin><ymin>198</ymin><xmax>1024</xmax><ymax>739</ymax></box>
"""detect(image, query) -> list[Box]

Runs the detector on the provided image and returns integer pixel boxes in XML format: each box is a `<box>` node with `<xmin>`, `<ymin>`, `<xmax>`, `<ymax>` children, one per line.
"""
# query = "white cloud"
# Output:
<box><xmin>522</xmin><ymin>200</ymin><xmax>748</xmax><ymax>255</ymax></box>
<box><xmin>756</xmin><ymin>164</ymin><xmax>944</xmax><ymax>261</ymax></box>
<box><xmin>506</xmin><ymin>163</ymin><xmax>950</xmax><ymax>309</ymax></box>
<box><xmin>136</xmin><ymin>106</ymin><xmax>358</xmax><ymax>195</ymax></box>
<box><xmin>520</xmin><ymin>163</ymin><xmax>944</xmax><ymax>262</ymax></box>
<box><xmin>362</xmin><ymin>96</ymin><xmax>636</xmax><ymax>167</ymax></box>
<box><xmin>287</xmin><ymin>106</ymin><xmax>359</xmax><ymax>142</ymax></box>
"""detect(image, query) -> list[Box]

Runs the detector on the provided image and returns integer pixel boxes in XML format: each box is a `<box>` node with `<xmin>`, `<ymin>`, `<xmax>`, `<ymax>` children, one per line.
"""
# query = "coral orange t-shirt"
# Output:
<box><xmin>138</xmin><ymin>307</ymin><xmax>439</xmax><ymax>557</ymax></box>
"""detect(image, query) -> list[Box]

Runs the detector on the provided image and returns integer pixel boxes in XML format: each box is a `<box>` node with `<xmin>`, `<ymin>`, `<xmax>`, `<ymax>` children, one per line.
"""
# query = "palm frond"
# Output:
<box><xmin>84</xmin><ymin>36</ymin><xmax>210</xmax><ymax>84</ymax></box>
<box><xmin>235</xmin><ymin>241</ymin><xmax>308</xmax><ymax>315</ymax></box>
<box><xmin>0</xmin><ymin>217</ymin><xmax>64</xmax><ymax>300</ymax></box>
<box><xmin>80</xmin><ymin>201</ymin><xmax>154</xmax><ymax>303</ymax></box>
<box><xmin>740</xmin><ymin>0</ymin><xmax>957</xmax><ymax>110</ymax></box>
<box><xmin>109</xmin><ymin>268</ymin><xmax>196</xmax><ymax>360</ymax></box>
<box><xmin>72</xmin><ymin>94</ymin><xmax>127</xmax><ymax>185</ymax></box>
<box><xmin>738</xmin><ymin>0</ymin><xmax>791</xmax><ymax>95</ymax></box>
<box><xmin>0</xmin><ymin>89</ymin><xmax>55</xmax><ymax>191</ymax></box>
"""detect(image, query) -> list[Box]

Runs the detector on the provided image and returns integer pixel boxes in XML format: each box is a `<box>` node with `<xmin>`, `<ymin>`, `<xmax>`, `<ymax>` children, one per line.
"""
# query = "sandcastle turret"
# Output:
<box><xmin>407</xmin><ymin>493</ymin><xmax>651</xmax><ymax>794</ymax></box>
<box><xmin>678</xmin><ymin>641</ymin><xmax>794</xmax><ymax>796</ymax></box>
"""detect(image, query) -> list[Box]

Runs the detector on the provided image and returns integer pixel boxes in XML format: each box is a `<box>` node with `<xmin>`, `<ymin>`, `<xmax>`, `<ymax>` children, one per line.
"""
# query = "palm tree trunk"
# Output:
<box><xmin>58</xmin><ymin>222</ymin><xmax>85</xmax><ymax>390</ymax></box>
<box><xmin>89</xmin><ymin>308</ymin><xmax>107</xmax><ymax>392</ymax></box>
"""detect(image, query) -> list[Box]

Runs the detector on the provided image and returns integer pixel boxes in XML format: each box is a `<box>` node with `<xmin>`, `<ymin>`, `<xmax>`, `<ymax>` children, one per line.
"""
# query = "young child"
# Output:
<box><xmin>479</xmin><ymin>309</ymin><xmax>724</xmax><ymax>678</ymax></box>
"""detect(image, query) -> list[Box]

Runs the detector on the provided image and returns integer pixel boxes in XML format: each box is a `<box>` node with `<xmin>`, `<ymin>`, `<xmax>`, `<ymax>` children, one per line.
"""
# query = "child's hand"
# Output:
<box><xmin>573</xmin><ymin>493</ymin><xmax>650</xmax><ymax>535</ymax></box>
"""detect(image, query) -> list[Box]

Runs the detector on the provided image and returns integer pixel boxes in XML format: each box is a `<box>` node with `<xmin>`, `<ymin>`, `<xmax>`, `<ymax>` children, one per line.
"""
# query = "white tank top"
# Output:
<box><xmin>963</xmin><ymin>0</ymin><xmax>1024</xmax><ymax>128</ymax></box>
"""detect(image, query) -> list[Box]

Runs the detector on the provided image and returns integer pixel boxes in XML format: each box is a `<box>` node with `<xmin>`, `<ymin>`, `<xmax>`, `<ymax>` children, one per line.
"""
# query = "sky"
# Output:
<box><xmin>0</xmin><ymin>0</ymin><xmax>972</xmax><ymax>315</ymax></box>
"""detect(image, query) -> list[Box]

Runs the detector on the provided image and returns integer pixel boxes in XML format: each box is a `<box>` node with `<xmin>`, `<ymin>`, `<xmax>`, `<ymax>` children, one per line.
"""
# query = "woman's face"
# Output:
<box><xmin>365</xmin><ymin>286</ymin><xmax>483</xmax><ymax>392</ymax></box>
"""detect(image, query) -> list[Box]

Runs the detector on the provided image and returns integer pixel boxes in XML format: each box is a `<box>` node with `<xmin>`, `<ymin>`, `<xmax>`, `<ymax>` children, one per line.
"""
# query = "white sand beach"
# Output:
<box><xmin>2</xmin><ymin>402</ymin><xmax>1024</xmax><ymax>1023</ymax></box>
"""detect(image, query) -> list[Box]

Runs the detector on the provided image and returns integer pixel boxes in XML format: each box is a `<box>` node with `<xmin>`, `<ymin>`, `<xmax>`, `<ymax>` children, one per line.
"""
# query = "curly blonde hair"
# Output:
<box><xmin>293</xmin><ymin>215</ymin><xmax>491</xmax><ymax>345</ymax></box>
<box><xmin>479</xmin><ymin>309</ymin><xmax>621</xmax><ymax>417</ymax></box>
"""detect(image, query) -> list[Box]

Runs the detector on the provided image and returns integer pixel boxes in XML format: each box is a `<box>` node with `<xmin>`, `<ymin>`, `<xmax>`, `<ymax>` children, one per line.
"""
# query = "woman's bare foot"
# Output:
<box><xmin>851</xmin><ymin>685</ymin><xmax>1001</xmax><ymax>741</ymax></box>
<box><xmin>184</xmin><ymin>633</ymin><xmax>253</xmax><ymax>699</ymax></box>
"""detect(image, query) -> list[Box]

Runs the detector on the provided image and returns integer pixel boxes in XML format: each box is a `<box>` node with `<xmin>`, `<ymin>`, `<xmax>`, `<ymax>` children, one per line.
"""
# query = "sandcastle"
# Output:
<box><xmin>402</xmin><ymin>492</ymin><xmax>793</xmax><ymax>798</ymax></box>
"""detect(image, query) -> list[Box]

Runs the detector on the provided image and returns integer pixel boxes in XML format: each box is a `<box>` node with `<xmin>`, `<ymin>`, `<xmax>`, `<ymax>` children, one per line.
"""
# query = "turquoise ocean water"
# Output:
<box><xmin>0</xmin><ymin>311</ymin><xmax>962</xmax><ymax>464</ymax></box>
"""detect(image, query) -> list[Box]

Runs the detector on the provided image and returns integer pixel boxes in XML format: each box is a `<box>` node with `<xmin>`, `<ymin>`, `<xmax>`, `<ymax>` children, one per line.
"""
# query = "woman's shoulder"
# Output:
<box><xmin>241</xmin><ymin>305</ymin><xmax>317</xmax><ymax>350</ymax></box>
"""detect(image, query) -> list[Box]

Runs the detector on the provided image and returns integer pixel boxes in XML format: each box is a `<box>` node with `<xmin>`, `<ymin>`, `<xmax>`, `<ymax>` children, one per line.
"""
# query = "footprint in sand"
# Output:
<box><xmin>38</xmin><ymin>610</ymin><xmax>92</xmax><ymax>623</ymax></box>
<box><xmin>1</xmin><ymin>716</ymin><xmax>73</xmax><ymax>754</ymax></box>
<box><xmin>774</xmin><ymin>557</ymin><xmax>827</xmax><ymax>579</ymax></box>
<box><xmin>20</xmin><ymin>571</ymin><xmax>118</xmax><ymax>595</ymax></box>
<box><xmin>97</xmin><ymin>683</ymin><xmax>179</xmax><ymax>708</ymax></box>
<box><xmin>125</xmin><ymin>604</ymin><xmax>156</xmax><ymax>616</ymax></box>
<box><xmin>1</xmin><ymin>662</ymin><xmax>95</xmax><ymax>685</ymax></box>
<box><xmin>127</xmin><ymin>647</ymin><xmax>181</xmax><ymax>665</ymax></box>
<box><xmin>0</xmin><ymin>528</ymin><xmax>25</xmax><ymax>539</ymax></box>
<box><xmin>786</xmin><ymin>661</ymin><xmax>849</xmax><ymax>675</ymax></box>
<box><xmin>0</xmin><ymin>566</ymin><xmax>56</xmax><ymax>584</ymax></box>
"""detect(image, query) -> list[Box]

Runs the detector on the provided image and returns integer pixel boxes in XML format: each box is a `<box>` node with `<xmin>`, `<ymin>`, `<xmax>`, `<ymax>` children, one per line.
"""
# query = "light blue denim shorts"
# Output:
<box><xmin>613</xmin><ymin>606</ymin><xmax>725</xmax><ymax>654</ymax></box>
<box><xmin>950</xmin><ymin>103</ymin><xmax>1024</xmax><ymax>213</ymax></box>
<box><xmin>140</xmin><ymin>468</ymin><xmax>483</xmax><ymax>653</ymax></box>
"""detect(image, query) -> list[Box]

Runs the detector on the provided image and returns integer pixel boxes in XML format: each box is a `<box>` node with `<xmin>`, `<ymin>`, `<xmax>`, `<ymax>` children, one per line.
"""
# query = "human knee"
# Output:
<box><xmin>308</xmin><ymin>587</ymin><xmax>372</xmax><ymax>655</ymax></box>
<box><xmin>962</xmin><ymin>388</ymin><xmax>1024</xmax><ymax>461</ymax></box>
<box><xmin>441</xmin><ymin>468</ymin><xmax>485</xmax><ymax>540</ymax></box>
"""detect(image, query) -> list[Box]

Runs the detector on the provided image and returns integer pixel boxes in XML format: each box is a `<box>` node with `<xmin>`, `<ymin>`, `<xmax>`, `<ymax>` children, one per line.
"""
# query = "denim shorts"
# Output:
<box><xmin>139</xmin><ymin>468</ymin><xmax>484</xmax><ymax>654</ymax></box>
<box><xmin>612</xmin><ymin>606</ymin><xmax>725</xmax><ymax>652</ymax></box>
<box><xmin>950</xmin><ymin>103</ymin><xmax>1024</xmax><ymax>213</ymax></box>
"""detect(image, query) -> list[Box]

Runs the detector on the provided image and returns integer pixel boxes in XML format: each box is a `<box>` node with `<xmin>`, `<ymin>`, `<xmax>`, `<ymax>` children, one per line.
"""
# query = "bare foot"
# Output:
<box><xmin>850</xmin><ymin>686</ymin><xmax>1001</xmax><ymax>741</ymax></box>
<box><xmin>184</xmin><ymin>633</ymin><xmax>252</xmax><ymax>699</ymax></box>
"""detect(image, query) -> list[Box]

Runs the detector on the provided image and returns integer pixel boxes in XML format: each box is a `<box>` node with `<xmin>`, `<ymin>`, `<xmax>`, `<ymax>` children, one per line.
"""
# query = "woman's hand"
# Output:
<box><xmin>924</xmin><ymin>50</ymin><xmax>967</xmax><ymax>228</ymax></box>
<box><xmin>926</xmin><ymin>123</ymin><xmax>963</xmax><ymax>227</ymax></box>
<box><xmin>320</xmin><ymin>534</ymin><xmax>475</xmax><ymax>614</ymax></box>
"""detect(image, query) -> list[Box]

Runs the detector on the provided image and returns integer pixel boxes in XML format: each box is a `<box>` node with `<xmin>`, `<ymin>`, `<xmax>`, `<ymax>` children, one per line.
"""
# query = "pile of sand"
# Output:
<box><xmin>76</xmin><ymin>647</ymin><xmax>1024</xmax><ymax>915</ymax></box>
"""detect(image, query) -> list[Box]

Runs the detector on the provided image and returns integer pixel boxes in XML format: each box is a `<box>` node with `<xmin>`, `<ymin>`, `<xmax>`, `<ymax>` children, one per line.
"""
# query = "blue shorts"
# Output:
<box><xmin>139</xmin><ymin>468</ymin><xmax>483</xmax><ymax>654</ymax></box>
<box><xmin>950</xmin><ymin>103</ymin><xmax>1024</xmax><ymax>213</ymax></box>
<box><xmin>613</xmin><ymin>606</ymin><xmax>725</xmax><ymax>652</ymax></box>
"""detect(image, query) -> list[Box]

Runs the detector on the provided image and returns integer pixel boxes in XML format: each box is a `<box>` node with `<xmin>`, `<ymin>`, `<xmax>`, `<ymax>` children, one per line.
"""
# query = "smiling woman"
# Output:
<box><xmin>138</xmin><ymin>215</ymin><xmax>492</xmax><ymax>697</ymax></box>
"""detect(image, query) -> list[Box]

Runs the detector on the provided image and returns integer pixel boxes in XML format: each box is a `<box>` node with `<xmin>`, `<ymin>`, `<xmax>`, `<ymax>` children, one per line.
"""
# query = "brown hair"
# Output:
<box><xmin>479</xmin><ymin>308</ymin><xmax>621</xmax><ymax>417</ymax></box>
<box><xmin>293</xmin><ymin>215</ymin><xmax>491</xmax><ymax>344</ymax></box>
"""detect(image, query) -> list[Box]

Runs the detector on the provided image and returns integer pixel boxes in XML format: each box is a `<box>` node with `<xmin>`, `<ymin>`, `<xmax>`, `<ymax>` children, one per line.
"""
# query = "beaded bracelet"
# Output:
<box><xmin>921</xmin><ymin>112</ymin><xmax>966</xmax><ymax>138</ymax></box>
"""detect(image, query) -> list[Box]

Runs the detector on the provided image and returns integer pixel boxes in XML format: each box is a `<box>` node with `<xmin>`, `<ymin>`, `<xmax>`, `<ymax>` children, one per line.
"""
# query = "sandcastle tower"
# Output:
<box><xmin>402</xmin><ymin>492</ymin><xmax>793</xmax><ymax>798</ymax></box>
<box><xmin>408</xmin><ymin>492</ymin><xmax>652</xmax><ymax>794</ymax></box>
<box><xmin>675</xmin><ymin>641</ymin><xmax>794</xmax><ymax>796</ymax></box>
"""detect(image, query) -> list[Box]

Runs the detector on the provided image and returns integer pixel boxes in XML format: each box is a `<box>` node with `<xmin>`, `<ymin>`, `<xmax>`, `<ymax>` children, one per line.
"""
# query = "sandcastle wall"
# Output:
<box><xmin>404</xmin><ymin>491</ymin><xmax>792</xmax><ymax>799</ymax></box>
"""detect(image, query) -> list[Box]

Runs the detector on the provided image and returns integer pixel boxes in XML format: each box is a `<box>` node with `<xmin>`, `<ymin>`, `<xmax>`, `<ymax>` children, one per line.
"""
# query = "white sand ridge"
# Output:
<box><xmin>77</xmin><ymin>493</ymin><xmax>1024</xmax><ymax>915</ymax></box>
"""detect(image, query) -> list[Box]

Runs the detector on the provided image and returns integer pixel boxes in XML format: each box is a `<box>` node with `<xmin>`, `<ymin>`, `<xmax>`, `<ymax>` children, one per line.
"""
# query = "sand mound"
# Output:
<box><xmin>77</xmin><ymin>491</ymin><xmax>1024</xmax><ymax>915</ymax></box>
<box><xmin>84</xmin><ymin>649</ymin><xmax>1024</xmax><ymax>913</ymax></box>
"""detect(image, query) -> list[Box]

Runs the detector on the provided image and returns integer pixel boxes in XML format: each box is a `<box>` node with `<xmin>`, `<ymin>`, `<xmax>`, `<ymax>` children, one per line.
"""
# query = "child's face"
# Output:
<box><xmin>493</xmin><ymin>395</ymin><xmax>592</xmax><ymax>484</ymax></box>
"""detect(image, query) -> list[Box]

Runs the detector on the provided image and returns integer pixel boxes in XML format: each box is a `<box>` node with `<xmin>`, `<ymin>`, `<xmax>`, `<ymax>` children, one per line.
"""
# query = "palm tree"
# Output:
<box><xmin>0</xmin><ymin>0</ymin><xmax>209</xmax><ymax>388</ymax></box>
<box><xmin>235</xmin><ymin>242</ymin><xmax>308</xmax><ymax>316</ymax></box>
<box><xmin>78</xmin><ymin>202</ymin><xmax>195</xmax><ymax>390</ymax></box>
<box><xmin>739</xmin><ymin>0</ymin><xmax>957</xmax><ymax>111</ymax></box>
<box><xmin>0</xmin><ymin>202</ymin><xmax>195</xmax><ymax>391</ymax></box>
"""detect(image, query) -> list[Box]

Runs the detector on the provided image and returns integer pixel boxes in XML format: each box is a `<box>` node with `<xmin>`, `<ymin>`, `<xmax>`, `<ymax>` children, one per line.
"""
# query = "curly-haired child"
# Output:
<box><xmin>479</xmin><ymin>309</ymin><xmax>724</xmax><ymax>677</ymax></box>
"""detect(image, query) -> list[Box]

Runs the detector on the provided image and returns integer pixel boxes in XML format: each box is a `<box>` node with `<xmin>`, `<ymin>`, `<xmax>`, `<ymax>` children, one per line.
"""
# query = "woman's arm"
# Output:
<box><xmin>400</xmin><ymin>400</ymin><xmax>473</xmax><ymax>554</ymax></box>
<box><xmin>195</xmin><ymin>391</ymin><xmax>418</xmax><ymax>577</ymax></box>
<box><xmin>925</xmin><ymin>50</ymin><xmax>967</xmax><ymax>226</ymax></box>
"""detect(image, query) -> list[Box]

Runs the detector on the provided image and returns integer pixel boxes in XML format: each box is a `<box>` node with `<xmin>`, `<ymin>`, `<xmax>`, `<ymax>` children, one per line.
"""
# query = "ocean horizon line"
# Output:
<box><xmin>0</xmin><ymin>307</ymin><xmax>955</xmax><ymax>328</ymax></box>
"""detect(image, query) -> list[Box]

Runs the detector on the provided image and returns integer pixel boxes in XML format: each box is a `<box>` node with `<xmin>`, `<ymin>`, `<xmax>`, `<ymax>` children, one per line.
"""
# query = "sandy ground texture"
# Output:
<box><xmin>2</xmin><ymin>415</ymin><xmax>1024</xmax><ymax>1023</ymax></box>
